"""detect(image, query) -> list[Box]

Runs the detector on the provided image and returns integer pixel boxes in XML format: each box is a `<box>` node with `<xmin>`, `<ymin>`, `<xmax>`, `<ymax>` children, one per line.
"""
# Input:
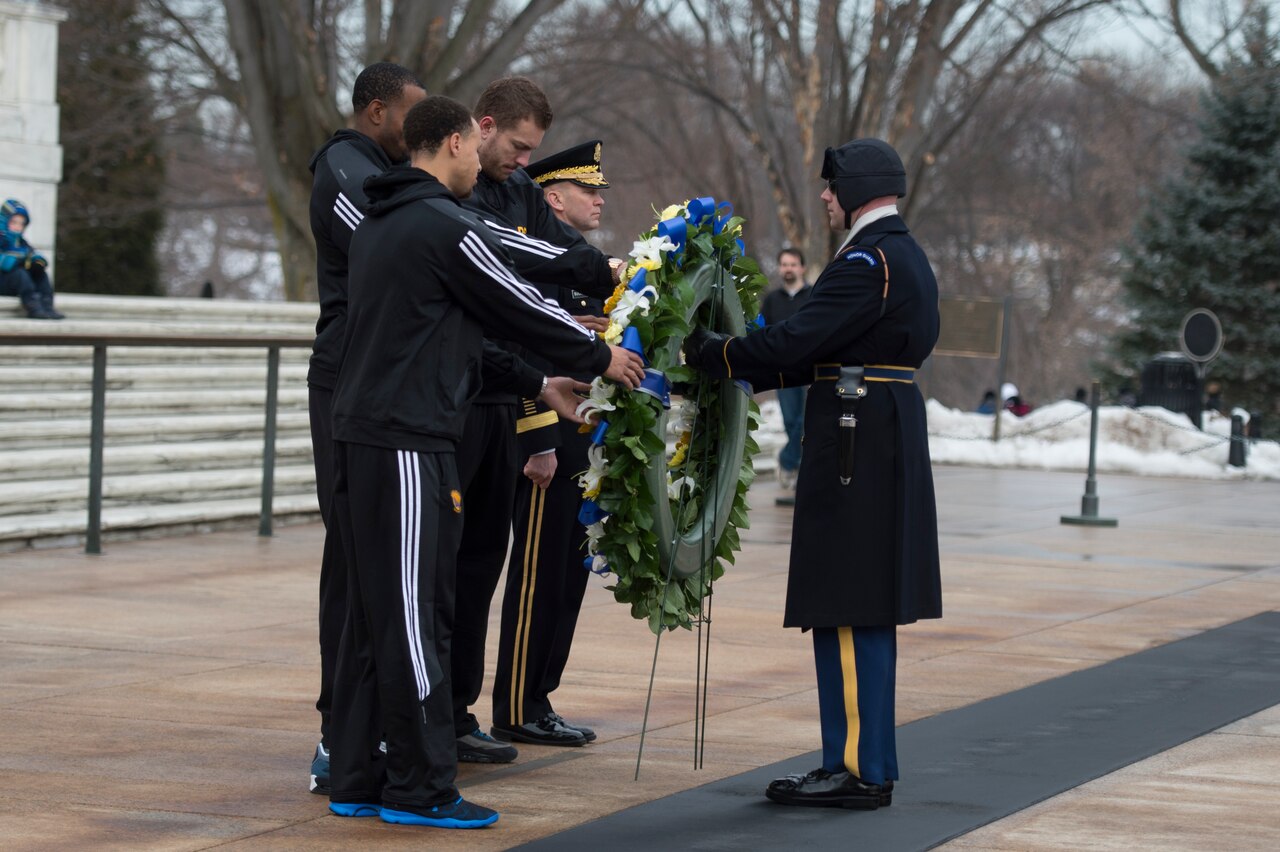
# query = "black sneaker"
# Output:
<box><xmin>492</xmin><ymin>714</ymin><xmax>588</xmax><ymax>747</ymax></box>
<box><xmin>379</xmin><ymin>796</ymin><xmax>499</xmax><ymax>829</ymax></box>
<box><xmin>548</xmin><ymin>712</ymin><xmax>597</xmax><ymax>742</ymax></box>
<box><xmin>310</xmin><ymin>742</ymin><xmax>330</xmax><ymax>795</ymax></box>
<box><xmin>457</xmin><ymin>728</ymin><xmax>517</xmax><ymax>764</ymax></box>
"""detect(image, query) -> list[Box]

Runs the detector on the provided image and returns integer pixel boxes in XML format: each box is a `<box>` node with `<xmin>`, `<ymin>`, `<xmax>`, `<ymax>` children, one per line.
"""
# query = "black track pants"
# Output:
<box><xmin>493</xmin><ymin>472</ymin><xmax>590</xmax><ymax>727</ymax></box>
<box><xmin>328</xmin><ymin>441</ymin><xmax>462</xmax><ymax>809</ymax></box>
<box><xmin>307</xmin><ymin>384</ymin><xmax>346</xmax><ymax>746</ymax></box>
<box><xmin>450</xmin><ymin>403</ymin><xmax>519</xmax><ymax>736</ymax></box>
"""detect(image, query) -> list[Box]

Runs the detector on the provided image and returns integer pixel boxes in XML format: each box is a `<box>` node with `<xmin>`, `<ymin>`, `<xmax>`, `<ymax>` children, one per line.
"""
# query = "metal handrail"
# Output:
<box><xmin>0</xmin><ymin>329</ymin><xmax>313</xmax><ymax>554</ymax></box>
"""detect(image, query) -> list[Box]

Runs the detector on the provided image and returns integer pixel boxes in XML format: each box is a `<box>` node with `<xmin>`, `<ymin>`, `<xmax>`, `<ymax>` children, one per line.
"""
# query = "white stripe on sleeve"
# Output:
<box><xmin>334</xmin><ymin>192</ymin><xmax>364</xmax><ymax>231</ymax></box>
<box><xmin>458</xmin><ymin>232</ymin><xmax>595</xmax><ymax>339</ymax></box>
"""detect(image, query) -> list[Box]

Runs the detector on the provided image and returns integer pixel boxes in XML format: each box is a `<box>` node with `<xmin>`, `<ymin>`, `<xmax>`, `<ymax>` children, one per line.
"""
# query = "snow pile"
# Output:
<box><xmin>751</xmin><ymin>396</ymin><xmax>1279</xmax><ymax>481</ymax></box>
<box><xmin>924</xmin><ymin>399</ymin><xmax>1280</xmax><ymax>481</ymax></box>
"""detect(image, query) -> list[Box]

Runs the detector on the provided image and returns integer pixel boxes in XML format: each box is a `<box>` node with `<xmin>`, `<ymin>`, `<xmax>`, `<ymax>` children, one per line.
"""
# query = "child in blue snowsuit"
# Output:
<box><xmin>1</xmin><ymin>198</ymin><xmax>63</xmax><ymax>319</ymax></box>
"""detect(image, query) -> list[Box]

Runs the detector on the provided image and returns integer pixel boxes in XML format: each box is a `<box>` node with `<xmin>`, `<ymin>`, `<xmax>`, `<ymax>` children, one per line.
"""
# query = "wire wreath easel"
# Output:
<box><xmin>633</xmin><ymin>252</ymin><xmax>746</xmax><ymax>779</ymax></box>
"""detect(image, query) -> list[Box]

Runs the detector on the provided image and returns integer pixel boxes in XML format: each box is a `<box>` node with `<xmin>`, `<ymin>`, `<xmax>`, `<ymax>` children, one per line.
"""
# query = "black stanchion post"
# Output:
<box><xmin>259</xmin><ymin>346</ymin><xmax>279</xmax><ymax>537</ymax></box>
<box><xmin>1228</xmin><ymin>415</ymin><xmax>1247</xmax><ymax>468</ymax></box>
<box><xmin>86</xmin><ymin>344</ymin><xmax>108</xmax><ymax>554</ymax></box>
<box><xmin>1061</xmin><ymin>380</ymin><xmax>1117</xmax><ymax>528</ymax></box>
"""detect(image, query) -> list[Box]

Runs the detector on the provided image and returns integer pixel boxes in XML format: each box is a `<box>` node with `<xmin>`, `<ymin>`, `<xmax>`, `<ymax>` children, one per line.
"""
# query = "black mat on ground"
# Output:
<box><xmin>519</xmin><ymin>611</ymin><xmax>1280</xmax><ymax>851</ymax></box>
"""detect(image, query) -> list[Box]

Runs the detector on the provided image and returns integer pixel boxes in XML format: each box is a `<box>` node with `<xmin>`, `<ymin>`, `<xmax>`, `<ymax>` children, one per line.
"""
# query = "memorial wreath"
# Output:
<box><xmin>575</xmin><ymin>198</ymin><xmax>767</xmax><ymax>633</ymax></box>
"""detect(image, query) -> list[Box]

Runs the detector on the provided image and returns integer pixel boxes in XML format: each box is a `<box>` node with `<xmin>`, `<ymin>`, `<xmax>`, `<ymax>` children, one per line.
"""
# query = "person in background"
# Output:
<box><xmin>1</xmin><ymin>199</ymin><xmax>63</xmax><ymax>319</ymax></box>
<box><xmin>976</xmin><ymin>390</ymin><xmax>997</xmax><ymax>414</ymax></box>
<box><xmin>761</xmin><ymin>248</ymin><xmax>811</xmax><ymax>493</ymax></box>
<box><xmin>1005</xmin><ymin>395</ymin><xmax>1032</xmax><ymax>417</ymax></box>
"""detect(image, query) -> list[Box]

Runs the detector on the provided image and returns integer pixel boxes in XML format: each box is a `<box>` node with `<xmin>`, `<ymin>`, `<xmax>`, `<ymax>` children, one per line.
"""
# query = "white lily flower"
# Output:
<box><xmin>585</xmin><ymin>519</ymin><xmax>607</xmax><ymax>553</ymax></box>
<box><xmin>588</xmin><ymin>554</ymin><xmax>610</xmax><ymax>574</ymax></box>
<box><xmin>575</xmin><ymin>378</ymin><xmax>618</xmax><ymax>421</ymax></box>
<box><xmin>578</xmin><ymin>444</ymin><xmax>608</xmax><ymax>496</ymax></box>
<box><xmin>610</xmin><ymin>286</ymin><xmax>657</xmax><ymax>325</ymax></box>
<box><xmin>629</xmin><ymin>235</ymin><xmax>677</xmax><ymax>265</ymax></box>
<box><xmin>667</xmin><ymin>475</ymin><xmax>696</xmax><ymax>500</ymax></box>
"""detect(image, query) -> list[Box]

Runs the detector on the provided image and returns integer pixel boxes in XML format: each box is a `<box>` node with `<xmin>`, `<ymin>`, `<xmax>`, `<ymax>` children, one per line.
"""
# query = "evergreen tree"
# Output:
<box><xmin>1111</xmin><ymin>15</ymin><xmax>1280</xmax><ymax>417</ymax></box>
<box><xmin>55</xmin><ymin>0</ymin><xmax>163</xmax><ymax>296</ymax></box>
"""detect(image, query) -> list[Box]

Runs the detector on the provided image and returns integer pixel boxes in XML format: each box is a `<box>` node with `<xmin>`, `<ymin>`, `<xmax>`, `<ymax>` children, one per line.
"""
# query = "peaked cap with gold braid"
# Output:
<box><xmin>527</xmin><ymin>139</ymin><xmax>609</xmax><ymax>188</ymax></box>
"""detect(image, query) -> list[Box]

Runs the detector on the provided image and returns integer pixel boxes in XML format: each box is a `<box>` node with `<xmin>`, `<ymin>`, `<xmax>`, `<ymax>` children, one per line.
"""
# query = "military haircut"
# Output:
<box><xmin>404</xmin><ymin>95</ymin><xmax>475</xmax><ymax>155</ymax></box>
<box><xmin>351</xmin><ymin>62</ymin><xmax>423</xmax><ymax>112</ymax></box>
<box><xmin>473</xmin><ymin>76</ymin><xmax>553</xmax><ymax>130</ymax></box>
<box><xmin>778</xmin><ymin>247</ymin><xmax>805</xmax><ymax>266</ymax></box>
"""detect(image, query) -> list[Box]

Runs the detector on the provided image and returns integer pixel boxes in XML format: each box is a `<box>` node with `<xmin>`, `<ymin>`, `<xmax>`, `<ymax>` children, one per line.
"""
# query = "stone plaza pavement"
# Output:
<box><xmin>0</xmin><ymin>466</ymin><xmax>1277</xmax><ymax>850</ymax></box>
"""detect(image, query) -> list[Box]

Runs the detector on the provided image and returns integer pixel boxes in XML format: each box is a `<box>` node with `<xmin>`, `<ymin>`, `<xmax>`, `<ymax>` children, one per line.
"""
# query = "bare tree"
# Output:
<box><xmin>573</xmin><ymin>0</ymin><xmax>1115</xmax><ymax>266</ymax></box>
<box><xmin>143</xmin><ymin>0</ymin><xmax>569</xmax><ymax>301</ymax></box>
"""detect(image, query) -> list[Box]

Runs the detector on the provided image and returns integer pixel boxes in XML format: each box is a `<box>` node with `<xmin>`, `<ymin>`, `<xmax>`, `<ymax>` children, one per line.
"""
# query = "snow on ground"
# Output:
<box><xmin>752</xmin><ymin>397</ymin><xmax>1280</xmax><ymax>482</ymax></box>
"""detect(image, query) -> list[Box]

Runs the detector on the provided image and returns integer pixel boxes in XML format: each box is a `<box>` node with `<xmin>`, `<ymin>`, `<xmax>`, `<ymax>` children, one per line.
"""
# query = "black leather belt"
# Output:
<box><xmin>814</xmin><ymin>364</ymin><xmax>915</xmax><ymax>383</ymax></box>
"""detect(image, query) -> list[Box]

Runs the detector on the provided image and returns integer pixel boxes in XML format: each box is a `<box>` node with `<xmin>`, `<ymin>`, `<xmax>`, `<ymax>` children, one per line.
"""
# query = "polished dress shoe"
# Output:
<box><xmin>765</xmin><ymin>768</ymin><xmax>886</xmax><ymax>809</ymax></box>
<box><xmin>491</xmin><ymin>714</ymin><xmax>588</xmax><ymax>746</ymax></box>
<box><xmin>547</xmin><ymin>712</ymin><xmax>596</xmax><ymax>742</ymax></box>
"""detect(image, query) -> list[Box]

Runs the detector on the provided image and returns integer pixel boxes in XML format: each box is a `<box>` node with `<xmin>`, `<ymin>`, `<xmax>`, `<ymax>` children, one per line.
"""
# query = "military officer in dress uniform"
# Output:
<box><xmin>685</xmin><ymin>138</ymin><xmax>942</xmax><ymax>810</ymax></box>
<box><xmin>492</xmin><ymin>141</ymin><xmax>610</xmax><ymax>747</ymax></box>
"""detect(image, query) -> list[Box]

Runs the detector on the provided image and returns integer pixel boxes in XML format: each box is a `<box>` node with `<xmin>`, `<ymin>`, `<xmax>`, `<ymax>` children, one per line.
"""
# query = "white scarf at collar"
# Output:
<box><xmin>836</xmin><ymin>204</ymin><xmax>899</xmax><ymax>255</ymax></box>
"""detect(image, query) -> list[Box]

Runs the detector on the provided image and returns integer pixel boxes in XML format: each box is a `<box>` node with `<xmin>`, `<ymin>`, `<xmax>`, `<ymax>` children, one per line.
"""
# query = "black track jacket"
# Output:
<box><xmin>308</xmin><ymin>130</ymin><xmax>393</xmax><ymax>390</ymax></box>
<box><xmin>332</xmin><ymin>166</ymin><xmax>613</xmax><ymax>453</ymax></box>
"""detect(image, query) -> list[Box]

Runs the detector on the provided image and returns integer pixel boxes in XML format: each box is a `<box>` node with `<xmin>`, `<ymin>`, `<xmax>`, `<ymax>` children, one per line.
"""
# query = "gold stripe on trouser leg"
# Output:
<box><xmin>513</xmin><ymin>484</ymin><xmax>546</xmax><ymax>725</ymax></box>
<box><xmin>510</xmin><ymin>484</ymin><xmax>544</xmax><ymax>725</ymax></box>
<box><xmin>837</xmin><ymin>626</ymin><xmax>861</xmax><ymax>777</ymax></box>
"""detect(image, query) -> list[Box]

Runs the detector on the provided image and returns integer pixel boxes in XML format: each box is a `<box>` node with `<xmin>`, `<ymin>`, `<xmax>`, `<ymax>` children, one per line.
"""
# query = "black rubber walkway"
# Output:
<box><xmin>520</xmin><ymin>611</ymin><xmax>1280</xmax><ymax>851</ymax></box>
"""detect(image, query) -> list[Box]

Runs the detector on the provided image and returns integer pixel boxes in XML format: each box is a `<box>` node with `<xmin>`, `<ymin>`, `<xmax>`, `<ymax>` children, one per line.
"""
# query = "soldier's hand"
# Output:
<box><xmin>682</xmin><ymin>327</ymin><xmax>728</xmax><ymax>370</ymax></box>
<box><xmin>30</xmin><ymin>255</ymin><xmax>47</xmax><ymax>269</ymax></box>
<box><xmin>539</xmin><ymin>376</ymin><xmax>591</xmax><ymax>424</ymax></box>
<box><xmin>523</xmin><ymin>453</ymin><xmax>557</xmax><ymax>490</ymax></box>
<box><xmin>574</xmin><ymin>314</ymin><xmax>609</xmax><ymax>333</ymax></box>
<box><xmin>605</xmin><ymin>346</ymin><xmax>646</xmax><ymax>388</ymax></box>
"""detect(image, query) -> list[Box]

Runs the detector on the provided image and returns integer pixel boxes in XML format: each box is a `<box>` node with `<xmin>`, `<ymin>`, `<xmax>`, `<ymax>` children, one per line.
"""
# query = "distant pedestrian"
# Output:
<box><xmin>1073</xmin><ymin>387</ymin><xmax>1087</xmax><ymax>404</ymax></box>
<box><xmin>761</xmin><ymin>248</ymin><xmax>811</xmax><ymax>490</ymax></box>
<box><xmin>1005</xmin><ymin>395</ymin><xmax>1032</xmax><ymax>417</ymax></box>
<box><xmin>976</xmin><ymin>390</ymin><xmax>997</xmax><ymax>414</ymax></box>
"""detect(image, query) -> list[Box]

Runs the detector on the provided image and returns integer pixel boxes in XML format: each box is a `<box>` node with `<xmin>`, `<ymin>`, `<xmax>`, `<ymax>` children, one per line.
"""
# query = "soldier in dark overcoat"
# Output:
<box><xmin>686</xmin><ymin>137</ymin><xmax>942</xmax><ymax>809</ymax></box>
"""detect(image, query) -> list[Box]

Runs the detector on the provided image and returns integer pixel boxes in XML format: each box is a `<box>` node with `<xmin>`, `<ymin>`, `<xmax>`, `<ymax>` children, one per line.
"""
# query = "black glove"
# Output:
<box><xmin>683</xmin><ymin>326</ymin><xmax>730</xmax><ymax>371</ymax></box>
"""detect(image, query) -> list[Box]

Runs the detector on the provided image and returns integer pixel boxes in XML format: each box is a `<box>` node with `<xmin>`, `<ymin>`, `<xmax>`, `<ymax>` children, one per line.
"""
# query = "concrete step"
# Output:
<box><xmin>3</xmin><ymin>293</ymin><xmax>318</xmax><ymax>325</ymax></box>
<box><xmin>0</xmin><ymin>436</ymin><xmax>315</xmax><ymax>481</ymax></box>
<box><xmin>0</xmin><ymin>344</ymin><xmax>312</xmax><ymax>366</ymax></box>
<box><xmin>0</xmin><ymin>410</ymin><xmax>311</xmax><ymax>451</ymax></box>
<box><xmin>0</xmin><ymin>362</ymin><xmax>311</xmax><ymax>391</ymax></box>
<box><xmin>0</xmin><ymin>387</ymin><xmax>310</xmax><ymax>420</ymax></box>
<box><xmin>0</xmin><ymin>463</ymin><xmax>317</xmax><ymax>517</ymax></box>
<box><xmin>0</xmin><ymin>492</ymin><xmax>320</xmax><ymax>550</ymax></box>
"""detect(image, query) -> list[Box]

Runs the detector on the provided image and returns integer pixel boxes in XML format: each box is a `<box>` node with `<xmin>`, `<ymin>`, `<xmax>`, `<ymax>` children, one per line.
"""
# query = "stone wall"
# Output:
<box><xmin>0</xmin><ymin>0</ymin><xmax>67</xmax><ymax>262</ymax></box>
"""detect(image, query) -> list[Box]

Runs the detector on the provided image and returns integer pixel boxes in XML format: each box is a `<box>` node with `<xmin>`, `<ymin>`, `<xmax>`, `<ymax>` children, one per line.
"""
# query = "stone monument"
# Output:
<box><xmin>0</xmin><ymin>0</ymin><xmax>67</xmax><ymax>265</ymax></box>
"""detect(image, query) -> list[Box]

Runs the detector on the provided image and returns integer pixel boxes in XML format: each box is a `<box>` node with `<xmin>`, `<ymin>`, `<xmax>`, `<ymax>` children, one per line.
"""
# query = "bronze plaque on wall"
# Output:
<box><xmin>935</xmin><ymin>297</ymin><xmax>1004</xmax><ymax>358</ymax></box>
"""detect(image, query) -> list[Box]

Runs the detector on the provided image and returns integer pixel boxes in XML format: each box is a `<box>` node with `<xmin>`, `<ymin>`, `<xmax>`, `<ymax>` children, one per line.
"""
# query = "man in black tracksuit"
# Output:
<box><xmin>449</xmin><ymin>78</ymin><xmax>624</xmax><ymax>760</ymax></box>
<box><xmin>326</xmin><ymin>95</ymin><xmax>643</xmax><ymax>828</ymax></box>
<box><xmin>306</xmin><ymin>62</ymin><xmax>425</xmax><ymax>793</ymax></box>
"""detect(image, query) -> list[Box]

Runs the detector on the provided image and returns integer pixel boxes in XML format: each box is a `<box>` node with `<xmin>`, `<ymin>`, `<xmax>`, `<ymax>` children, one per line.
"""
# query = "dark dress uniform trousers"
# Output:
<box><xmin>450</xmin><ymin>402</ymin><xmax>520</xmax><ymax>736</ymax></box>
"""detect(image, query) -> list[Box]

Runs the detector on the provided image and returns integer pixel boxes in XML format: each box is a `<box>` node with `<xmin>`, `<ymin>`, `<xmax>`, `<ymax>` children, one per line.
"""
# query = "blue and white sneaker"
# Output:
<box><xmin>329</xmin><ymin>801</ymin><xmax>381</xmax><ymax>818</ymax></box>
<box><xmin>310</xmin><ymin>742</ymin><xmax>330</xmax><ymax>795</ymax></box>
<box><xmin>379</xmin><ymin>797</ymin><xmax>499</xmax><ymax>829</ymax></box>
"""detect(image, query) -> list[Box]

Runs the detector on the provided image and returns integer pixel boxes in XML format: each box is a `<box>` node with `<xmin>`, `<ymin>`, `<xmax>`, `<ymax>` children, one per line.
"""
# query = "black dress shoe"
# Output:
<box><xmin>765</xmin><ymin>768</ymin><xmax>884</xmax><ymax>809</ymax></box>
<box><xmin>547</xmin><ymin>712</ymin><xmax>596</xmax><ymax>742</ymax></box>
<box><xmin>492</xmin><ymin>715</ymin><xmax>588</xmax><ymax>746</ymax></box>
